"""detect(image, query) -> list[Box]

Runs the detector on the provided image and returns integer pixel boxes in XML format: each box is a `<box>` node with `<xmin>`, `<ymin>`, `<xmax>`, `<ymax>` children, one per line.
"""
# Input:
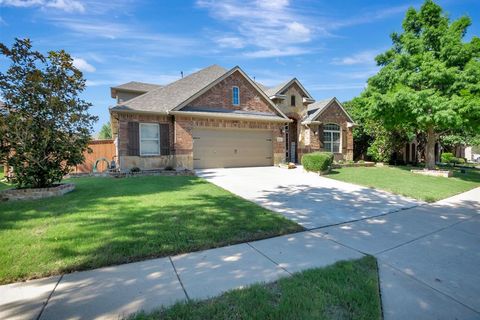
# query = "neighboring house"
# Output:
<box><xmin>109</xmin><ymin>65</ymin><xmax>354</xmax><ymax>170</ymax></box>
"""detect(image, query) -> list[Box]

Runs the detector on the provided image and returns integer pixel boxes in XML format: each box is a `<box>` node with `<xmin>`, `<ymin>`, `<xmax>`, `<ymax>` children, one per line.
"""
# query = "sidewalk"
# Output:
<box><xmin>0</xmin><ymin>229</ymin><xmax>363</xmax><ymax>320</ymax></box>
<box><xmin>1</xmin><ymin>187</ymin><xmax>479</xmax><ymax>320</ymax></box>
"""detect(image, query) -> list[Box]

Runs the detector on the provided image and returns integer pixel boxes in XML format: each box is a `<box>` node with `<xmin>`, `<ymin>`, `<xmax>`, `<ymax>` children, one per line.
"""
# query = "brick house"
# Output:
<box><xmin>109</xmin><ymin>65</ymin><xmax>354</xmax><ymax>171</ymax></box>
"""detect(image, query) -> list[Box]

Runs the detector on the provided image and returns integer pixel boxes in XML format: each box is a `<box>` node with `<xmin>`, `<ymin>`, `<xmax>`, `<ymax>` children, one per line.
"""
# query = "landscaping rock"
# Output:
<box><xmin>411</xmin><ymin>169</ymin><xmax>452</xmax><ymax>178</ymax></box>
<box><xmin>0</xmin><ymin>183</ymin><xmax>75</xmax><ymax>201</ymax></box>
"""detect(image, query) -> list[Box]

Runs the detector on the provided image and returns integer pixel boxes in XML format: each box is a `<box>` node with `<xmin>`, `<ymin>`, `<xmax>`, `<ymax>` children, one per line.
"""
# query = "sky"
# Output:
<box><xmin>1</xmin><ymin>0</ymin><xmax>479</xmax><ymax>134</ymax></box>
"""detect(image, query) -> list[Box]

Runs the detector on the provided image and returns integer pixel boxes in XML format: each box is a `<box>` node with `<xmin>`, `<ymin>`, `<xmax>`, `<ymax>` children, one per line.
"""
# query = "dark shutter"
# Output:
<box><xmin>159</xmin><ymin>123</ymin><xmax>170</xmax><ymax>155</ymax></box>
<box><xmin>127</xmin><ymin>122</ymin><xmax>139</xmax><ymax>156</ymax></box>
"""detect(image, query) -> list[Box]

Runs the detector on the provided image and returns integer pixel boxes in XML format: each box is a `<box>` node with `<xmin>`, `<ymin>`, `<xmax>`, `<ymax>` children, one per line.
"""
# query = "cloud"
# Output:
<box><xmin>0</xmin><ymin>0</ymin><xmax>85</xmax><ymax>12</ymax></box>
<box><xmin>73</xmin><ymin>57</ymin><xmax>96</xmax><ymax>72</ymax></box>
<box><xmin>308</xmin><ymin>83</ymin><xmax>367</xmax><ymax>91</ymax></box>
<box><xmin>197</xmin><ymin>0</ymin><xmax>314</xmax><ymax>57</ymax></box>
<box><xmin>332</xmin><ymin>50</ymin><xmax>379</xmax><ymax>66</ymax></box>
<box><xmin>243</xmin><ymin>47</ymin><xmax>310</xmax><ymax>58</ymax></box>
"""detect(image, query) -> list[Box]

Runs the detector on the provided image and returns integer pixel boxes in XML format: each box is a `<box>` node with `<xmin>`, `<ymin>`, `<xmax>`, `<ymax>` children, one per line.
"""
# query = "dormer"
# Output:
<box><xmin>262</xmin><ymin>78</ymin><xmax>315</xmax><ymax>118</ymax></box>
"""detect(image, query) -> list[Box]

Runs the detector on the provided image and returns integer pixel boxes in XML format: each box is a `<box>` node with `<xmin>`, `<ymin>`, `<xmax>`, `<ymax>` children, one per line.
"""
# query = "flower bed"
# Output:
<box><xmin>411</xmin><ymin>169</ymin><xmax>453</xmax><ymax>178</ymax></box>
<box><xmin>0</xmin><ymin>183</ymin><xmax>75</xmax><ymax>201</ymax></box>
<box><xmin>332</xmin><ymin>161</ymin><xmax>376</xmax><ymax>168</ymax></box>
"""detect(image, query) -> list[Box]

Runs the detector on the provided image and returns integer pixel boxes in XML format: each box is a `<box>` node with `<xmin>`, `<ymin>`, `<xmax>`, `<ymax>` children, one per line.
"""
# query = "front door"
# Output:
<box><xmin>285</xmin><ymin>120</ymin><xmax>298</xmax><ymax>163</ymax></box>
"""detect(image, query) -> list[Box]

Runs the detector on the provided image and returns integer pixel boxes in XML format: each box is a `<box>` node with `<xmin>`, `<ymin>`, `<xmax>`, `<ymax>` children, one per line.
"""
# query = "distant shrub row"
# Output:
<box><xmin>441</xmin><ymin>152</ymin><xmax>466</xmax><ymax>165</ymax></box>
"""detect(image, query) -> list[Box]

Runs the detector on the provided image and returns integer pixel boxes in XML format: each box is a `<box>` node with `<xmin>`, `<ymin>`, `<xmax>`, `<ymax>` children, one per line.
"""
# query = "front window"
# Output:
<box><xmin>290</xmin><ymin>95</ymin><xmax>296</xmax><ymax>106</ymax></box>
<box><xmin>232</xmin><ymin>86</ymin><xmax>240</xmax><ymax>106</ymax></box>
<box><xmin>140</xmin><ymin>123</ymin><xmax>160</xmax><ymax>155</ymax></box>
<box><xmin>323</xmin><ymin>124</ymin><xmax>340</xmax><ymax>153</ymax></box>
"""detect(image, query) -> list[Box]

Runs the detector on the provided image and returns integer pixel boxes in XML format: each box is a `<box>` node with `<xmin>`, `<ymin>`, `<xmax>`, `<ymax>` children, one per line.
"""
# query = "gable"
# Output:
<box><xmin>316</xmin><ymin>100</ymin><xmax>352</xmax><ymax>124</ymax></box>
<box><xmin>186</xmin><ymin>70</ymin><xmax>279</xmax><ymax>115</ymax></box>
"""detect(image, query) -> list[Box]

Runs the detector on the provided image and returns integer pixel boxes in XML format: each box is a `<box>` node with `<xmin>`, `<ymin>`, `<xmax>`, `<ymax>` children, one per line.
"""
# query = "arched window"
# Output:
<box><xmin>323</xmin><ymin>124</ymin><xmax>341</xmax><ymax>153</ymax></box>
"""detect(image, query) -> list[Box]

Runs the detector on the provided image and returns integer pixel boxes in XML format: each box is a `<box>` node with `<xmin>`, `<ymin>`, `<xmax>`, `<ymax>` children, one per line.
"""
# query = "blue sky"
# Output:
<box><xmin>1</xmin><ymin>0</ymin><xmax>479</xmax><ymax>133</ymax></box>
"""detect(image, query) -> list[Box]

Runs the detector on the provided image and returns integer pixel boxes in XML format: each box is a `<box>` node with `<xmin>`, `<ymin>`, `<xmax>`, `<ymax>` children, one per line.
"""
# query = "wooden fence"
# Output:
<box><xmin>73</xmin><ymin>140</ymin><xmax>116</xmax><ymax>173</ymax></box>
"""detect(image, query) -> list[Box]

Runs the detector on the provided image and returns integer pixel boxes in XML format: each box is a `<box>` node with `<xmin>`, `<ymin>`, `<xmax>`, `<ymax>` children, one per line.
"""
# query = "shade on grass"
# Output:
<box><xmin>0</xmin><ymin>176</ymin><xmax>302</xmax><ymax>284</ymax></box>
<box><xmin>133</xmin><ymin>256</ymin><xmax>381</xmax><ymax>320</ymax></box>
<box><xmin>327</xmin><ymin>166</ymin><xmax>480</xmax><ymax>202</ymax></box>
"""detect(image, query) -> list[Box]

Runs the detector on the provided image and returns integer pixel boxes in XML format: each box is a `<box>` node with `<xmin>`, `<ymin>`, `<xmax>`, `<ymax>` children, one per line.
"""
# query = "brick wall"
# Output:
<box><xmin>189</xmin><ymin>70</ymin><xmax>275</xmax><ymax>114</ymax></box>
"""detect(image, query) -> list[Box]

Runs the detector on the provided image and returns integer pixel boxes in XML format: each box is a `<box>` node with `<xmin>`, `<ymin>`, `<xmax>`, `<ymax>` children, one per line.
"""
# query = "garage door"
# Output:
<box><xmin>193</xmin><ymin>128</ymin><xmax>273</xmax><ymax>169</ymax></box>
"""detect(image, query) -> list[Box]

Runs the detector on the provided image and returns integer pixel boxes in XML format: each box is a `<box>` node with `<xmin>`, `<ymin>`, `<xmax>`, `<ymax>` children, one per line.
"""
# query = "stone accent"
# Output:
<box><xmin>189</xmin><ymin>70</ymin><xmax>275</xmax><ymax>114</ymax></box>
<box><xmin>332</xmin><ymin>161</ymin><xmax>375</xmax><ymax>168</ymax></box>
<box><xmin>0</xmin><ymin>183</ymin><xmax>75</xmax><ymax>201</ymax></box>
<box><xmin>411</xmin><ymin>169</ymin><xmax>453</xmax><ymax>178</ymax></box>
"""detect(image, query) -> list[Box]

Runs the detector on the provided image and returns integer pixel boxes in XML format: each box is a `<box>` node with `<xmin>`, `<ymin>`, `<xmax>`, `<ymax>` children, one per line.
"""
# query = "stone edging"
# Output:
<box><xmin>411</xmin><ymin>169</ymin><xmax>452</xmax><ymax>178</ymax></box>
<box><xmin>0</xmin><ymin>183</ymin><xmax>75</xmax><ymax>201</ymax></box>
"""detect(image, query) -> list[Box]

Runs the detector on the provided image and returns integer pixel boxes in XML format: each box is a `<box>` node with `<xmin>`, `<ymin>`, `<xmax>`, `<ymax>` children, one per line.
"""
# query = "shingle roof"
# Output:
<box><xmin>263</xmin><ymin>80</ymin><xmax>292</xmax><ymax>97</ymax></box>
<box><xmin>111</xmin><ymin>65</ymin><xmax>228</xmax><ymax>113</ymax></box>
<box><xmin>112</xmin><ymin>81</ymin><xmax>162</xmax><ymax>92</ymax></box>
<box><xmin>303</xmin><ymin>98</ymin><xmax>335</xmax><ymax>122</ymax></box>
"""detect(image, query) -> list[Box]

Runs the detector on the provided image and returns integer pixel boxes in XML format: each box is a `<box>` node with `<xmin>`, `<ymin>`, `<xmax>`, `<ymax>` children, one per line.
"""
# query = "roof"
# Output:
<box><xmin>110</xmin><ymin>81</ymin><xmax>162</xmax><ymax>98</ymax></box>
<box><xmin>112</xmin><ymin>81</ymin><xmax>162</xmax><ymax>92</ymax></box>
<box><xmin>263</xmin><ymin>80</ymin><xmax>291</xmax><ymax>97</ymax></box>
<box><xmin>261</xmin><ymin>78</ymin><xmax>315</xmax><ymax>101</ymax></box>
<box><xmin>111</xmin><ymin>65</ymin><xmax>228</xmax><ymax>113</ymax></box>
<box><xmin>303</xmin><ymin>97</ymin><xmax>354</xmax><ymax>123</ymax></box>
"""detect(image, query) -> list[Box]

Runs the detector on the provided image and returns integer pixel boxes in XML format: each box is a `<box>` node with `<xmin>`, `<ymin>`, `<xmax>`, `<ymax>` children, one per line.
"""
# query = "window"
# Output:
<box><xmin>140</xmin><ymin>123</ymin><xmax>160</xmax><ymax>155</ymax></box>
<box><xmin>323</xmin><ymin>124</ymin><xmax>341</xmax><ymax>153</ymax></box>
<box><xmin>290</xmin><ymin>95</ymin><xmax>296</xmax><ymax>106</ymax></box>
<box><xmin>232</xmin><ymin>86</ymin><xmax>240</xmax><ymax>106</ymax></box>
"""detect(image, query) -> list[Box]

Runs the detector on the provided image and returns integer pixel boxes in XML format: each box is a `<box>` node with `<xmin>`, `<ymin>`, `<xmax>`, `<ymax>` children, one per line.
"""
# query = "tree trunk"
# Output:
<box><xmin>425</xmin><ymin>127</ymin><xmax>436</xmax><ymax>170</ymax></box>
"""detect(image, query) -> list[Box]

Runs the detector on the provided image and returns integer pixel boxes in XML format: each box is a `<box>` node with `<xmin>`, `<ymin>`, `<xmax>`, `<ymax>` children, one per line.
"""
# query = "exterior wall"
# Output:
<box><xmin>189</xmin><ymin>70</ymin><xmax>275</xmax><ymax>114</ymax></box>
<box><xmin>116</xmin><ymin>91</ymin><xmax>145</xmax><ymax>104</ymax></box>
<box><xmin>114</xmin><ymin>112</ymin><xmax>175</xmax><ymax>171</ymax></box>
<box><xmin>302</xmin><ymin>101</ymin><xmax>354</xmax><ymax>161</ymax></box>
<box><xmin>276</xmin><ymin>82</ymin><xmax>309</xmax><ymax>119</ymax></box>
<box><xmin>174</xmin><ymin>116</ymin><xmax>286</xmax><ymax>169</ymax></box>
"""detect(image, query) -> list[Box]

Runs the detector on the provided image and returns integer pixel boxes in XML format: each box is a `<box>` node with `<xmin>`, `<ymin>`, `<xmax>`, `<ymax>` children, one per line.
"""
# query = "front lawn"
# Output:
<box><xmin>134</xmin><ymin>256</ymin><xmax>381</xmax><ymax>320</ymax></box>
<box><xmin>327</xmin><ymin>165</ymin><xmax>480</xmax><ymax>202</ymax></box>
<box><xmin>0</xmin><ymin>176</ymin><xmax>302</xmax><ymax>284</ymax></box>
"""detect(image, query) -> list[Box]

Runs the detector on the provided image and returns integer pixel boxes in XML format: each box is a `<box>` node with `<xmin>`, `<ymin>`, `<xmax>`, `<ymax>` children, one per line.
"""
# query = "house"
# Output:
<box><xmin>109</xmin><ymin>65</ymin><xmax>354</xmax><ymax>171</ymax></box>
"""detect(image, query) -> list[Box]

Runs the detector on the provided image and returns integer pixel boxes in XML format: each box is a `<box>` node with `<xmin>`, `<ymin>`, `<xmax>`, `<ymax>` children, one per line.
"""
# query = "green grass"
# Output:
<box><xmin>327</xmin><ymin>165</ymin><xmax>480</xmax><ymax>202</ymax></box>
<box><xmin>0</xmin><ymin>176</ymin><xmax>302</xmax><ymax>284</ymax></box>
<box><xmin>133</xmin><ymin>256</ymin><xmax>381</xmax><ymax>320</ymax></box>
<box><xmin>0</xmin><ymin>166</ymin><xmax>11</xmax><ymax>191</ymax></box>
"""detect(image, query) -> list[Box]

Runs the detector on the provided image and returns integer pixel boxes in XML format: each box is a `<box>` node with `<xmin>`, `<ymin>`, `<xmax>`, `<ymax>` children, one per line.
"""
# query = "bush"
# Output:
<box><xmin>130</xmin><ymin>167</ymin><xmax>141</xmax><ymax>173</ymax></box>
<box><xmin>358</xmin><ymin>160</ymin><xmax>365</xmax><ymax>164</ymax></box>
<box><xmin>301</xmin><ymin>152</ymin><xmax>334</xmax><ymax>172</ymax></box>
<box><xmin>441</xmin><ymin>152</ymin><xmax>455</xmax><ymax>163</ymax></box>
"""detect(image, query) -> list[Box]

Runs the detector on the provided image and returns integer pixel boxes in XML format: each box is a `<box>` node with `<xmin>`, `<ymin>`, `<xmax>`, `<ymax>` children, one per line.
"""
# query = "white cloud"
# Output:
<box><xmin>332</xmin><ymin>50</ymin><xmax>379</xmax><ymax>66</ymax></box>
<box><xmin>197</xmin><ymin>0</ymin><xmax>314</xmax><ymax>57</ymax></box>
<box><xmin>215</xmin><ymin>36</ymin><xmax>245</xmax><ymax>49</ymax></box>
<box><xmin>73</xmin><ymin>57</ymin><xmax>96</xmax><ymax>72</ymax></box>
<box><xmin>0</xmin><ymin>0</ymin><xmax>84</xmax><ymax>12</ymax></box>
<box><xmin>243</xmin><ymin>47</ymin><xmax>309</xmax><ymax>58</ymax></box>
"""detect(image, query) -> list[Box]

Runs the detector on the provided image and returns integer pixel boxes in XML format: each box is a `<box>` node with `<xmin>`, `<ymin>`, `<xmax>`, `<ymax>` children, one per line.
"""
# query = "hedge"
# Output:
<box><xmin>301</xmin><ymin>152</ymin><xmax>334</xmax><ymax>172</ymax></box>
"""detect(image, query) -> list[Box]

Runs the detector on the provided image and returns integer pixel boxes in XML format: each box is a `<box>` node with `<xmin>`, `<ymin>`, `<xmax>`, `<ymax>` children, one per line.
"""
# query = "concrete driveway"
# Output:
<box><xmin>196</xmin><ymin>166</ymin><xmax>421</xmax><ymax>229</ymax></box>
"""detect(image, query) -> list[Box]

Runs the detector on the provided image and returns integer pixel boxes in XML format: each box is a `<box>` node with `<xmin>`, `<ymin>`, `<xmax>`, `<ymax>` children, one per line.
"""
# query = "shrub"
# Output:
<box><xmin>358</xmin><ymin>160</ymin><xmax>365</xmax><ymax>164</ymax></box>
<box><xmin>441</xmin><ymin>152</ymin><xmax>455</xmax><ymax>163</ymax></box>
<box><xmin>130</xmin><ymin>167</ymin><xmax>141</xmax><ymax>173</ymax></box>
<box><xmin>301</xmin><ymin>152</ymin><xmax>334</xmax><ymax>172</ymax></box>
<box><xmin>456</xmin><ymin>158</ymin><xmax>466</xmax><ymax>165</ymax></box>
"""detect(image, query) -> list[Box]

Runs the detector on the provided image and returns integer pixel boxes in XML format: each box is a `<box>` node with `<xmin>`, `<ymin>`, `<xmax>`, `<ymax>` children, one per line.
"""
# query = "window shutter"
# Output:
<box><xmin>159</xmin><ymin>123</ymin><xmax>170</xmax><ymax>155</ymax></box>
<box><xmin>127</xmin><ymin>122</ymin><xmax>139</xmax><ymax>156</ymax></box>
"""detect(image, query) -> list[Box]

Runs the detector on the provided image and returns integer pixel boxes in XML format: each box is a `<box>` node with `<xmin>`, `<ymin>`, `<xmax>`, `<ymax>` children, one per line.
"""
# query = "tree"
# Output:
<box><xmin>364</xmin><ymin>0</ymin><xmax>480</xmax><ymax>169</ymax></box>
<box><xmin>0</xmin><ymin>38</ymin><xmax>97</xmax><ymax>188</ymax></box>
<box><xmin>98</xmin><ymin>122</ymin><xmax>112</xmax><ymax>139</ymax></box>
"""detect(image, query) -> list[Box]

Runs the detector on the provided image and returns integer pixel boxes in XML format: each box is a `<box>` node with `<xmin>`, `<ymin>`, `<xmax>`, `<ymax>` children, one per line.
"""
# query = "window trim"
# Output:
<box><xmin>139</xmin><ymin>123</ymin><xmax>160</xmax><ymax>156</ymax></box>
<box><xmin>323</xmin><ymin>123</ymin><xmax>341</xmax><ymax>153</ymax></box>
<box><xmin>232</xmin><ymin>86</ymin><xmax>240</xmax><ymax>106</ymax></box>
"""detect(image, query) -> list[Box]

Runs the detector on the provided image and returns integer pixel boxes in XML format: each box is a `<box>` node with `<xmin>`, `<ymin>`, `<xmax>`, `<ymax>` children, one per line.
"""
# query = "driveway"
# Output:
<box><xmin>199</xmin><ymin>166</ymin><xmax>480</xmax><ymax>319</ymax></box>
<box><xmin>196</xmin><ymin>166</ymin><xmax>420</xmax><ymax>229</ymax></box>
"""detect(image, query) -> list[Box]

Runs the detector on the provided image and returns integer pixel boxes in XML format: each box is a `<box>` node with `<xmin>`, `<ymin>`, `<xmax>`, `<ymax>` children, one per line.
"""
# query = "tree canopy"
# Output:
<box><xmin>0</xmin><ymin>38</ymin><xmax>97</xmax><ymax>188</ymax></box>
<box><xmin>359</xmin><ymin>0</ymin><xmax>480</xmax><ymax>168</ymax></box>
<box><xmin>98</xmin><ymin>122</ymin><xmax>112</xmax><ymax>139</ymax></box>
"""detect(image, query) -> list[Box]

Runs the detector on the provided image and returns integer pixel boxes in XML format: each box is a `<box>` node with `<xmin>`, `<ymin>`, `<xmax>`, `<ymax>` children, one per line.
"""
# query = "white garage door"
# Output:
<box><xmin>193</xmin><ymin>128</ymin><xmax>273</xmax><ymax>169</ymax></box>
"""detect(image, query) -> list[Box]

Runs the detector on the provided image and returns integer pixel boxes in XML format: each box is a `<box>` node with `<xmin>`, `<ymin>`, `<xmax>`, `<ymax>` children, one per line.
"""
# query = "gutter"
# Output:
<box><xmin>169</xmin><ymin>110</ymin><xmax>292</xmax><ymax>123</ymax></box>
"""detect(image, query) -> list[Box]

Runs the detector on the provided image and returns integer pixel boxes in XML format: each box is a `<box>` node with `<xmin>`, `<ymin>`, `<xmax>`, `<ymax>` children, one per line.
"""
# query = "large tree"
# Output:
<box><xmin>365</xmin><ymin>0</ymin><xmax>480</xmax><ymax>169</ymax></box>
<box><xmin>0</xmin><ymin>38</ymin><xmax>97</xmax><ymax>188</ymax></box>
<box><xmin>98</xmin><ymin>122</ymin><xmax>112</xmax><ymax>139</ymax></box>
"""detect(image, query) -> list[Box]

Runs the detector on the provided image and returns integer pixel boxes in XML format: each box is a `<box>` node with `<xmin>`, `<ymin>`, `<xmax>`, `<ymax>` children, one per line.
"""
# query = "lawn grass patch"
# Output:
<box><xmin>327</xmin><ymin>165</ymin><xmax>480</xmax><ymax>202</ymax></box>
<box><xmin>0</xmin><ymin>175</ymin><xmax>302</xmax><ymax>284</ymax></box>
<box><xmin>0</xmin><ymin>166</ymin><xmax>12</xmax><ymax>191</ymax></box>
<box><xmin>133</xmin><ymin>256</ymin><xmax>381</xmax><ymax>320</ymax></box>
